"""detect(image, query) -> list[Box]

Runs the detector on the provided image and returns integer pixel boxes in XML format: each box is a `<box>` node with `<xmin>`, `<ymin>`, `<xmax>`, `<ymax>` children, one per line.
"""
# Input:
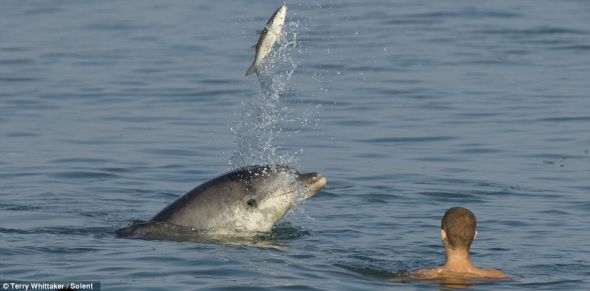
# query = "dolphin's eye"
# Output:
<box><xmin>247</xmin><ymin>199</ymin><xmax>257</xmax><ymax>208</ymax></box>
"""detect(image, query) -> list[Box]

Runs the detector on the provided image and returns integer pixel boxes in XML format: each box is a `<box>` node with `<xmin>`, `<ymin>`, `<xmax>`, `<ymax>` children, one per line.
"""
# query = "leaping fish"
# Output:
<box><xmin>245</xmin><ymin>4</ymin><xmax>287</xmax><ymax>76</ymax></box>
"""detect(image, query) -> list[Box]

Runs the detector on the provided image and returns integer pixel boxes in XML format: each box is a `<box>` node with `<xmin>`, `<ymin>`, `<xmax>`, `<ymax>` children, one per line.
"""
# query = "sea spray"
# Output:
<box><xmin>229</xmin><ymin>20</ymin><xmax>316</xmax><ymax>209</ymax></box>
<box><xmin>230</xmin><ymin>20</ymin><xmax>300</xmax><ymax>169</ymax></box>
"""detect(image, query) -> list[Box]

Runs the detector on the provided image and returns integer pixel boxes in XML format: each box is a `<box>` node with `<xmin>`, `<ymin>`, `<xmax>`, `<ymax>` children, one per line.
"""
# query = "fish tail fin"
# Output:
<box><xmin>245</xmin><ymin>62</ymin><xmax>257</xmax><ymax>76</ymax></box>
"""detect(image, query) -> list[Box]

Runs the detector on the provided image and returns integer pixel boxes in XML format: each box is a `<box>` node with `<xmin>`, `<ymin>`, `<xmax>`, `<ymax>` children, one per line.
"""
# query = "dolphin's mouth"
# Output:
<box><xmin>298</xmin><ymin>172</ymin><xmax>327</xmax><ymax>199</ymax></box>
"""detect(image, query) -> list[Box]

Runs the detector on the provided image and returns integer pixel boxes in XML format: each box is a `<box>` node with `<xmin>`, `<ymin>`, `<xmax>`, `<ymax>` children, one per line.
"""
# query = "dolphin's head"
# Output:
<box><xmin>228</xmin><ymin>165</ymin><xmax>326</xmax><ymax>233</ymax></box>
<box><xmin>141</xmin><ymin>164</ymin><xmax>326</xmax><ymax>237</ymax></box>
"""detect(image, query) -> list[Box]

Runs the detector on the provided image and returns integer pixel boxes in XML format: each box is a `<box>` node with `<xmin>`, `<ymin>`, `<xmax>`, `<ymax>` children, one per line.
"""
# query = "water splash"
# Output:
<box><xmin>229</xmin><ymin>20</ymin><xmax>301</xmax><ymax>168</ymax></box>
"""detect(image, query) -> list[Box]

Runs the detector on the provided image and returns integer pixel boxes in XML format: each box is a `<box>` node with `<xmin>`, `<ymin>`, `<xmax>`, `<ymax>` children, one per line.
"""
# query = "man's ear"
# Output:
<box><xmin>474</xmin><ymin>230</ymin><xmax>478</xmax><ymax>240</ymax></box>
<box><xmin>440</xmin><ymin>229</ymin><xmax>447</xmax><ymax>241</ymax></box>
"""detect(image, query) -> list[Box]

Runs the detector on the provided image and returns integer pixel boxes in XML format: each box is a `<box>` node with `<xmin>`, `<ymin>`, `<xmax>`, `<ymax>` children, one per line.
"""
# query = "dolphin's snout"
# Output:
<box><xmin>299</xmin><ymin>172</ymin><xmax>324</xmax><ymax>184</ymax></box>
<box><xmin>299</xmin><ymin>172</ymin><xmax>327</xmax><ymax>199</ymax></box>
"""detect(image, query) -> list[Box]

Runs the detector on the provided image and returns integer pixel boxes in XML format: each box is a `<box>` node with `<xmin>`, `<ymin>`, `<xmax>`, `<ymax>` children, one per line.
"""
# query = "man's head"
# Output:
<box><xmin>440</xmin><ymin>207</ymin><xmax>477</xmax><ymax>251</ymax></box>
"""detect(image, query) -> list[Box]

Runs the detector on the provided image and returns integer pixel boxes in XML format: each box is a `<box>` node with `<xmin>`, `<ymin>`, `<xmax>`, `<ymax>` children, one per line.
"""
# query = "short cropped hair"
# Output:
<box><xmin>441</xmin><ymin>207</ymin><xmax>477</xmax><ymax>250</ymax></box>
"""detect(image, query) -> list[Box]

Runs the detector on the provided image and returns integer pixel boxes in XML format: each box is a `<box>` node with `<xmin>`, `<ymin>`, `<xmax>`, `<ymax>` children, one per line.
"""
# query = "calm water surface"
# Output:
<box><xmin>1</xmin><ymin>0</ymin><xmax>589</xmax><ymax>290</ymax></box>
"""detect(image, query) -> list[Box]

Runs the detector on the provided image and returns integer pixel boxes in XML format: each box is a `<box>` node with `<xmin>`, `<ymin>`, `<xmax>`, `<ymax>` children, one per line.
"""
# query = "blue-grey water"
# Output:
<box><xmin>1</xmin><ymin>0</ymin><xmax>590</xmax><ymax>290</ymax></box>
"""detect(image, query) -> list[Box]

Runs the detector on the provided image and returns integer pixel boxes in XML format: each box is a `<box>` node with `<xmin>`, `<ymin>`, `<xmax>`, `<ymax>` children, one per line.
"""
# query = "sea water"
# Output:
<box><xmin>1</xmin><ymin>1</ymin><xmax>589</xmax><ymax>290</ymax></box>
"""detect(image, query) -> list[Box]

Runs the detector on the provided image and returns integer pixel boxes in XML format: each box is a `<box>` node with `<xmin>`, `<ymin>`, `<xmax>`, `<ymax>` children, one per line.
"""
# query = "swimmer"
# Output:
<box><xmin>403</xmin><ymin>207</ymin><xmax>508</xmax><ymax>281</ymax></box>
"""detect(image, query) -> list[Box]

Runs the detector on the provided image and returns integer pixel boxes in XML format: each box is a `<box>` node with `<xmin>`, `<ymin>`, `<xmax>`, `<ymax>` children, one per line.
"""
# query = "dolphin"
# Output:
<box><xmin>117</xmin><ymin>165</ymin><xmax>326</xmax><ymax>238</ymax></box>
<box><xmin>245</xmin><ymin>4</ymin><xmax>287</xmax><ymax>76</ymax></box>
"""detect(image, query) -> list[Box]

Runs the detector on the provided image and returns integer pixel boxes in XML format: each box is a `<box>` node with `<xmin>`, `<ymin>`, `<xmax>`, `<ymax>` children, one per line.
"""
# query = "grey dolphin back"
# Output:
<box><xmin>116</xmin><ymin>164</ymin><xmax>324</xmax><ymax>238</ymax></box>
<box><xmin>150</xmin><ymin>165</ymin><xmax>296</xmax><ymax>224</ymax></box>
<box><xmin>150</xmin><ymin>172</ymin><xmax>239</xmax><ymax>222</ymax></box>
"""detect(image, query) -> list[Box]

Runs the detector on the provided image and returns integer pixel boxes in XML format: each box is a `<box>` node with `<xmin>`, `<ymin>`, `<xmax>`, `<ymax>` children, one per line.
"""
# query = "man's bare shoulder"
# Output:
<box><xmin>478</xmin><ymin>267</ymin><xmax>509</xmax><ymax>279</ymax></box>
<box><xmin>392</xmin><ymin>267</ymin><xmax>443</xmax><ymax>281</ymax></box>
<box><xmin>395</xmin><ymin>267</ymin><xmax>508</xmax><ymax>281</ymax></box>
<box><xmin>412</xmin><ymin>267</ymin><xmax>443</xmax><ymax>279</ymax></box>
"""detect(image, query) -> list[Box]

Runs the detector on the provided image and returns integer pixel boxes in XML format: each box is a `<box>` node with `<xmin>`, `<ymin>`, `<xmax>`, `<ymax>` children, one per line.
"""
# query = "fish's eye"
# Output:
<box><xmin>247</xmin><ymin>199</ymin><xmax>257</xmax><ymax>208</ymax></box>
